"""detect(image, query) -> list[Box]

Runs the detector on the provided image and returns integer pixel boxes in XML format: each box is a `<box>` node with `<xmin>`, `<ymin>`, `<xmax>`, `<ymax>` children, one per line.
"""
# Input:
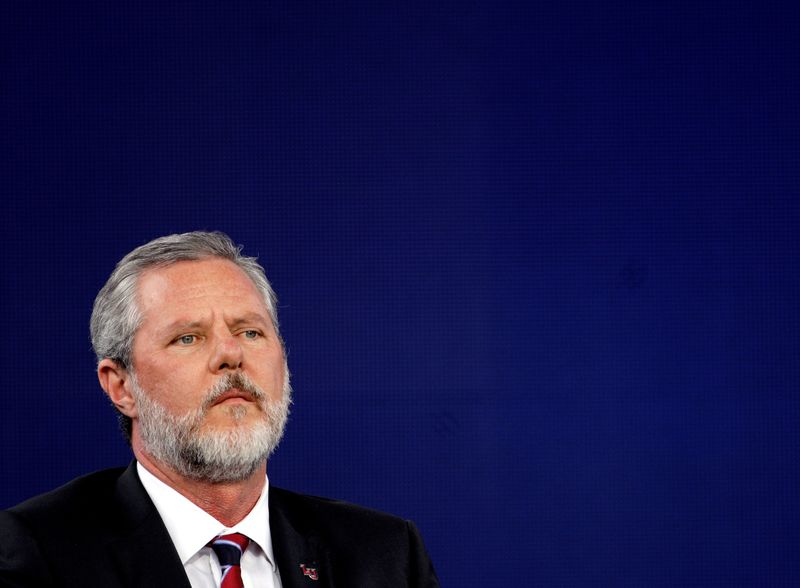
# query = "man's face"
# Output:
<box><xmin>127</xmin><ymin>257</ymin><xmax>289</xmax><ymax>480</ymax></box>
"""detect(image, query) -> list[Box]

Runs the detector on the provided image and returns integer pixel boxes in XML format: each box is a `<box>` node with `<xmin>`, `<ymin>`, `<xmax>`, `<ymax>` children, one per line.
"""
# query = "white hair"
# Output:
<box><xmin>129</xmin><ymin>370</ymin><xmax>291</xmax><ymax>482</ymax></box>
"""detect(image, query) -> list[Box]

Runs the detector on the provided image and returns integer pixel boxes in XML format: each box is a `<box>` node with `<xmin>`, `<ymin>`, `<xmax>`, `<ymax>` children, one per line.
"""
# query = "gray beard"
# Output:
<box><xmin>129</xmin><ymin>369</ymin><xmax>291</xmax><ymax>483</ymax></box>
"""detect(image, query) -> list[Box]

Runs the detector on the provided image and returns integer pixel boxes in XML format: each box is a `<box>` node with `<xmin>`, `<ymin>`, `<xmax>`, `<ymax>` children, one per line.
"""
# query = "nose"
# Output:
<box><xmin>209</xmin><ymin>332</ymin><xmax>244</xmax><ymax>372</ymax></box>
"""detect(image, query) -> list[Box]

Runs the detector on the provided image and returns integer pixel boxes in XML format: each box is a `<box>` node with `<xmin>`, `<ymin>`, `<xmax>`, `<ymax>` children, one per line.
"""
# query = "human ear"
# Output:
<box><xmin>97</xmin><ymin>359</ymin><xmax>138</xmax><ymax>418</ymax></box>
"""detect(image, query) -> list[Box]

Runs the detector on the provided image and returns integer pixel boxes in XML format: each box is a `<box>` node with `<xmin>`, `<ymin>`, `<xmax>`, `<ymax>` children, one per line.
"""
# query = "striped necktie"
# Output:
<box><xmin>209</xmin><ymin>533</ymin><xmax>250</xmax><ymax>588</ymax></box>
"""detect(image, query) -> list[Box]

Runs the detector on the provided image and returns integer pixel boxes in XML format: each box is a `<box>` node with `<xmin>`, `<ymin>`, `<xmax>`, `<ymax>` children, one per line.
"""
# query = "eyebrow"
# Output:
<box><xmin>228</xmin><ymin>313</ymin><xmax>271</xmax><ymax>329</ymax></box>
<box><xmin>156</xmin><ymin>320</ymin><xmax>208</xmax><ymax>338</ymax></box>
<box><xmin>154</xmin><ymin>313</ymin><xmax>271</xmax><ymax>339</ymax></box>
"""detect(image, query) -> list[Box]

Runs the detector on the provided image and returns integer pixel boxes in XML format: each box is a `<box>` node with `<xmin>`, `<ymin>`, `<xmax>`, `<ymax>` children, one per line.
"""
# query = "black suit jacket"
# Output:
<box><xmin>0</xmin><ymin>463</ymin><xmax>439</xmax><ymax>587</ymax></box>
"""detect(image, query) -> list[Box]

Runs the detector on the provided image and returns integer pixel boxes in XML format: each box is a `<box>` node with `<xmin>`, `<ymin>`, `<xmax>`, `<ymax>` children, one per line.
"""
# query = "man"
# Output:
<box><xmin>0</xmin><ymin>231</ymin><xmax>439</xmax><ymax>587</ymax></box>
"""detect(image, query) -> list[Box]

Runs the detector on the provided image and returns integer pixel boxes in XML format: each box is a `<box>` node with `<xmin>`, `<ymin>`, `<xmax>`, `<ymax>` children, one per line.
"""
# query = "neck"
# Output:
<box><xmin>132</xmin><ymin>440</ymin><xmax>266</xmax><ymax>527</ymax></box>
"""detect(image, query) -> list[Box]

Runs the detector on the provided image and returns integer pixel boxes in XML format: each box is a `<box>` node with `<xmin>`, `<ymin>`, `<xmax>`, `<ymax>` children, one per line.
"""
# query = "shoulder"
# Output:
<box><xmin>270</xmin><ymin>485</ymin><xmax>410</xmax><ymax>538</ymax></box>
<box><xmin>269</xmin><ymin>486</ymin><xmax>440</xmax><ymax>587</ymax></box>
<box><xmin>0</xmin><ymin>467</ymin><xmax>132</xmax><ymax>586</ymax></box>
<box><xmin>6</xmin><ymin>467</ymin><xmax>129</xmax><ymax>529</ymax></box>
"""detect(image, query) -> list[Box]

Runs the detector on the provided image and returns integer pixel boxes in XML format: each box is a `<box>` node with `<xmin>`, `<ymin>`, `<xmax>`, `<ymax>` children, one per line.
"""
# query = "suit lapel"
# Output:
<box><xmin>105</xmin><ymin>464</ymin><xmax>334</xmax><ymax>588</ymax></box>
<box><xmin>107</xmin><ymin>463</ymin><xmax>192</xmax><ymax>588</ymax></box>
<box><xmin>270</xmin><ymin>487</ymin><xmax>333</xmax><ymax>588</ymax></box>
<box><xmin>107</xmin><ymin>511</ymin><xmax>192</xmax><ymax>588</ymax></box>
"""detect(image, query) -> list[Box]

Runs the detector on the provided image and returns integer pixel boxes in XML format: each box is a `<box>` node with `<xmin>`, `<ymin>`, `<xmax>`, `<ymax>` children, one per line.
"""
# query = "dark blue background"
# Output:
<box><xmin>2</xmin><ymin>2</ymin><xmax>799</xmax><ymax>585</ymax></box>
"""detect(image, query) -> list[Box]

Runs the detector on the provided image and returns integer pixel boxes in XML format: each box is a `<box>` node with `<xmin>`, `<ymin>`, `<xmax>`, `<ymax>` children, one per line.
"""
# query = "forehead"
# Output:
<box><xmin>136</xmin><ymin>257</ymin><xmax>267</xmax><ymax>317</ymax></box>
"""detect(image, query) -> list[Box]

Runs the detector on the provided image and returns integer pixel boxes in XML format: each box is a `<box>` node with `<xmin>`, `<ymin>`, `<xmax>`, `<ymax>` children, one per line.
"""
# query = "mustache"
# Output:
<box><xmin>201</xmin><ymin>372</ymin><xmax>267</xmax><ymax>410</ymax></box>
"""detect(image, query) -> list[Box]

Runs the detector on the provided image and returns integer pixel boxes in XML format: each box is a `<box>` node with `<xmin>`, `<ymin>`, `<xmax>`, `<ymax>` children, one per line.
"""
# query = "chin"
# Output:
<box><xmin>206</xmin><ymin>404</ymin><xmax>265</xmax><ymax>427</ymax></box>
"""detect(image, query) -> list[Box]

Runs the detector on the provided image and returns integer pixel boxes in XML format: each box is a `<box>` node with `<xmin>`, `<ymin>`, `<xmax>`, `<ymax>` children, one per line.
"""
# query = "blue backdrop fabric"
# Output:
<box><xmin>2</xmin><ymin>2</ymin><xmax>799</xmax><ymax>586</ymax></box>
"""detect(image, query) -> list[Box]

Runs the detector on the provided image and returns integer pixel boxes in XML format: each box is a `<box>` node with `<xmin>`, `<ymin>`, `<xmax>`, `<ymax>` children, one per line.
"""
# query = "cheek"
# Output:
<box><xmin>139</xmin><ymin>365</ymin><xmax>203</xmax><ymax>410</ymax></box>
<box><xmin>256</xmin><ymin>356</ymin><xmax>286</xmax><ymax>397</ymax></box>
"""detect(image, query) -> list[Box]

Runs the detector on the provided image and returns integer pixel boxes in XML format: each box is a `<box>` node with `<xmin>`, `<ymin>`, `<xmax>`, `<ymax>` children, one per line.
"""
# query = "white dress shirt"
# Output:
<box><xmin>137</xmin><ymin>462</ymin><xmax>282</xmax><ymax>588</ymax></box>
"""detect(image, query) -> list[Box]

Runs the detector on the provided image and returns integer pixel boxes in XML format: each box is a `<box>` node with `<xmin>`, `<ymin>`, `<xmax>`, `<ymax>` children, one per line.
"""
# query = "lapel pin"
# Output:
<box><xmin>300</xmin><ymin>563</ymin><xmax>319</xmax><ymax>581</ymax></box>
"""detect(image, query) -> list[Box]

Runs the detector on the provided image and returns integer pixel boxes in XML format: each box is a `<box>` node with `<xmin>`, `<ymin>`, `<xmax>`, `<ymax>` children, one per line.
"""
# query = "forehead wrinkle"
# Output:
<box><xmin>135</xmin><ymin>259</ymin><xmax>272</xmax><ymax>338</ymax></box>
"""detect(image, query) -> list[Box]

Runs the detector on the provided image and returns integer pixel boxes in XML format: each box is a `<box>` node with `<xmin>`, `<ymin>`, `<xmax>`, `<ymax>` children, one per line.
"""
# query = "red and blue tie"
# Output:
<box><xmin>209</xmin><ymin>533</ymin><xmax>250</xmax><ymax>588</ymax></box>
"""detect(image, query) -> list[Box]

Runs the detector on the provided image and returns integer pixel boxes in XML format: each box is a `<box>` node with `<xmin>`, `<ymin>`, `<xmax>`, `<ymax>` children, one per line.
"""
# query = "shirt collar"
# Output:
<box><xmin>136</xmin><ymin>462</ymin><xmax>276</xmax><ymax>571</ymax></box>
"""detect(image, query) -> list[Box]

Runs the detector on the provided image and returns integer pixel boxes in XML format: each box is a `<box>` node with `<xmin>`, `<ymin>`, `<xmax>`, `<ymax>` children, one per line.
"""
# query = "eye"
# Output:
<box><xmin>242</xmin><ymin>330</ymin><xmax>260</xmax><ymax>340</ymax></box>
<box><xmin>177</xmin><ymin>334</ymin><xmax>196</xmax><ymax>345</ymax></box>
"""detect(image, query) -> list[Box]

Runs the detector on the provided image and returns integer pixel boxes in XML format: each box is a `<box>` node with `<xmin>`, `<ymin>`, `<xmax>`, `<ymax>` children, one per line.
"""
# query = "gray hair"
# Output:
<box><xmin>91</xmin><ymin>230</ymin><xmax>281</xmax><ymax>367</ymax></box>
